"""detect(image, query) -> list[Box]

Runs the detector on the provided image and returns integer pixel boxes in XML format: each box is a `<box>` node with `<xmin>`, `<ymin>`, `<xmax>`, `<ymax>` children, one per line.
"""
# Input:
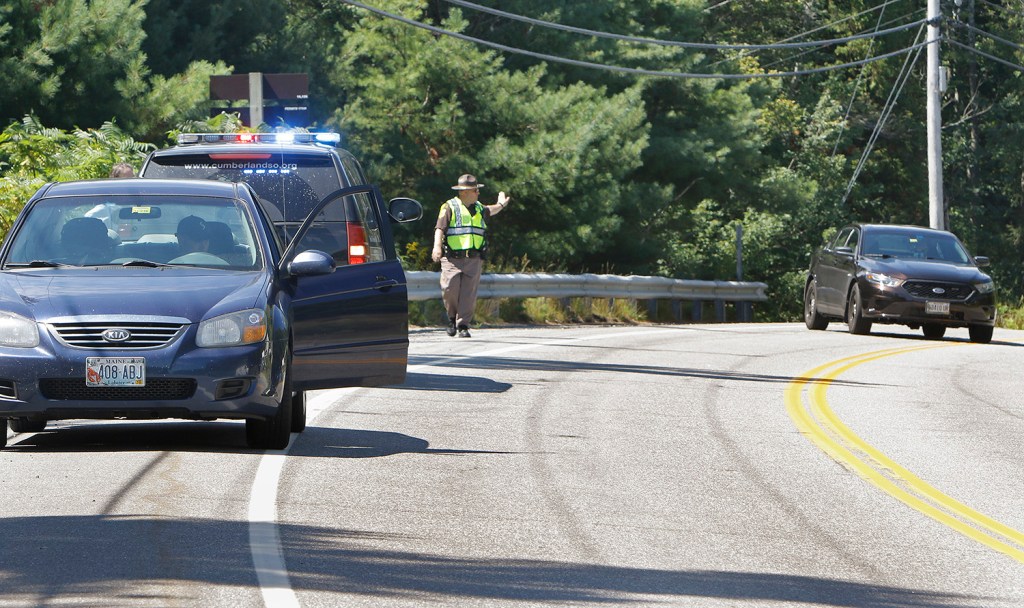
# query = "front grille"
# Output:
<box><xmin>49</xmin><ymin>321</ymin><xmax>186</xmax><ymax>349</ymax></box>
<box><xmin>39</xmin><ymin>378</ymin><xmax>196</xmax><ymax>401</ymax></box>
<box><xmin>903</xmin><ymin>281</ymin><xmax>974</xmax><ymax>301</ymax></box>
<box><xmin>0</xmin><ymin>380</ymin><xmax>16</xmax><ymax>399</ymax></box>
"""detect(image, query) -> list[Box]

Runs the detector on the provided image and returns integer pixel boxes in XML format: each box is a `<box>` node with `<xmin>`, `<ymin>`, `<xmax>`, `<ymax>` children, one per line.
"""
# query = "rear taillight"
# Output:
<box><xmin>347</xmin><ymin>222</ymin><xmax>367</xmax><ymax>264</ymax></box>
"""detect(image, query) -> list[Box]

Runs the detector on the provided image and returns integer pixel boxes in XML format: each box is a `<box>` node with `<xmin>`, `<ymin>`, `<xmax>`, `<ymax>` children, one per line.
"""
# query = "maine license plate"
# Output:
<box><xmin>925</xmin><ymin>301</ymin><xmax>950</xmax><ymax>315</ymax></box>
<box><xmin>86</xmin><ymin>357</ymin><xmax>146</xmax><ymax>387</ymax></box>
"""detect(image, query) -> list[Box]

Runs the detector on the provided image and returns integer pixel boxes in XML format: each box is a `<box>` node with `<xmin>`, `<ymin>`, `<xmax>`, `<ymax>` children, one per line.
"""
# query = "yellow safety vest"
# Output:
<box><xmin>442</xmin><ymin>197</ymin><xmax>487</xmax><ymax>251</ymax></box>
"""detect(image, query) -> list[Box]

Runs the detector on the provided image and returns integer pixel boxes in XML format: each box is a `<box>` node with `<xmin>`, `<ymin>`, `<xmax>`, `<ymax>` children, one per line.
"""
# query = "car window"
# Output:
<box><xmin>3</xmin><ymin>194</ymin><xmax>263</xmax><ymax>270</ymax></box>
<box><xmin>831</xmin><ymin>228</ymin><xmax>854</xmax><ymax>251</ymax></box>
<box><xmin>862</xmin><ymin>230</ymin><xmax>972</xmax><ymax>264</ymax></box>
<box><xmin>142</xmin><ymin>151</ymin><xmax>348</xmax><ymax>222</ymax></box>
<box><xmin>292</xmin><ymin>192</ymin><xmax>386</xmax><ymax>266</ymax></box>
<box><xmin>846</xmin><ymin>228</ymin><xmax>860</xmax><ymax>252</ymax></box>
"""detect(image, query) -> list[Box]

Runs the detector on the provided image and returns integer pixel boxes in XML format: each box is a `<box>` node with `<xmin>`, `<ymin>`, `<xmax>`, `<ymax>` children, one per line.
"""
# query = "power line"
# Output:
<box><xmin>977</xmin><ymin>0</ymin><xmax>1024</xmax><ymax>19</ymax></box>
<box><xmin>947</xmin><ymin>19</ymin><xmax>1024</xmax><ymax>54</ymax></box>
<box><xmin>945</xmin><ymin>38</ymin><xmax>1024</xmax><ymax>73</ymax></box>
<box><xmin>704</xmin><ymin>0</ymin><xmax>742</xmax><ymax>11</ymax></box>
<box><xmin>442</xmin><ymin>0</ymin><xmax>927</xmax><ymax>50</ymax></box>
<box><xmin>707</xmin><ymin>2</ymin><xmax>923</xmax><ymax>69</ymax></box>
<box><xmin>842</xmin><ymin>26</ymin><xmax>927</xmax><ymax>206</ymax></box>
<box><xmin>342</xmin><ymin>0</ymin><xmax>934</xmax><ymax>80</ymax></box>
<box><xmin>833</xmin><ymin>1</ymin><xmax>895</xmax><ymax>157</ymax></box>
<box><xmin>757</xmin><ymin>9</ymin><xmax>924</xmax><ymax>70</ymax></box>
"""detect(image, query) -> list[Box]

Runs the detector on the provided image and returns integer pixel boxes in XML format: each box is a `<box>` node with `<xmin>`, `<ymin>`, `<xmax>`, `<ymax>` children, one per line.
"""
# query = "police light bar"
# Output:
<box><xmin>176</xmin><ymin>132</ymin><xmax>341</xmax><ymax>146</ymax></box>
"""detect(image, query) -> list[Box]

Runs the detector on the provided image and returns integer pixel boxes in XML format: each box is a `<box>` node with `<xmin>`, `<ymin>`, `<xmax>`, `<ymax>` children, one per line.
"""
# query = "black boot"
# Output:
<box><xmin>446</xmin><ymin>318</ymin><xmax>457</xmax><ymax>337</ymax></box>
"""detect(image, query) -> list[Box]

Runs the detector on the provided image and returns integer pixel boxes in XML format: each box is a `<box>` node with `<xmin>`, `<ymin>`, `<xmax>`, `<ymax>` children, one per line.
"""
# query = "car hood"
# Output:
<box><xmin>0</xmin><ymin>269</ymin><xmax>268</xmax><ymax>322</ymax></box>
<box><xmin>860</xmin><ymin>257</ymin><xmax>989</xmax><ymax>282</ymax></box>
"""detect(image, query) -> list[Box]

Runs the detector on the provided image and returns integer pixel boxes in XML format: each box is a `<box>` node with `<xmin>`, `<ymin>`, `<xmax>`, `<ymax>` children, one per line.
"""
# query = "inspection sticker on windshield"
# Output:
<box><xmin>926</xmin><ymin>301</ymin><xmax>950</xmax><ymax>315</ymax></box>
<box><xmin>86</xmin><ymin>357</ymin><xmax>146</xmax><ymax>387</ymax></box>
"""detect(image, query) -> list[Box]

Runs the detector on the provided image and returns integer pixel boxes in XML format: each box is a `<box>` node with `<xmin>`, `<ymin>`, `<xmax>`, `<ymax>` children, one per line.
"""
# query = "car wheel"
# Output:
<box><xmin>804</xmin><ymin>281</ymin><xmax>829</xmax><ymax>330</ymax></box>
<box><xmin>8</xmin><ymin>418</ymin><xmax>46</xmax><ymax>433</ymax></box>
<box><xmin>246</xmin><ymin>367</ymin><xmax>293</xmax><ymax>450</ymax></box>
<box><xmin>291</xmin><ymin>390</ymin><xmax>307</xmax><ymax>433</ymax></box>
<box><xmin>921</xmin><ymin>324</ymin><xmax>946</xmax><ymax>340</ymax></box>
<box><xmin>1</xmin><ymin>420</ymin><xmax>7</xmax><ymax>448</ymax></box>
<box><xmin>968</xmin><ymin>324</ymin><xmax>994</xmax><ymax>344</ymax></box>
<box><xmin>847</xmin><ymin>284</ymin><xmax>872</xmax><ymax>335</ymax></box>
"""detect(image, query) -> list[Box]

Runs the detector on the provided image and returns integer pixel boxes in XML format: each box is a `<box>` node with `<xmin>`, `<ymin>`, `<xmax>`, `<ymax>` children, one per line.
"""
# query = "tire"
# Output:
<box><xmin>804</xmin><ymin>281</ymin><xmax>829</xmax><ymax>330</ymax></box>
<box><xmin>922</xmin><ymin>324</ymin><xmax>946</xmax><ymax>340</ymax></box>
<box><xmin>8</xmin><ymin>418</ymin><xmax>46</xmax><ymax>433</ymax></box>
<box><xmin>291</xmin><ymin>390</ymin><xmax>307</xmax><ymax>433</ymax></box>
<box><xmin>246</xmin><ymin>367</ymin><xmax>293</xmax><ymax>450</ymax></box>
<box><xmin>1</xmin><ymin>420</ymin><xmax>7</xmax><ymax>448</ymax></box>
<box><xmin>968</xmin><ymin>324</ymin><xmax>994</xmax><ymax>344</ymax></box>
<box><xmin>847</xmin><ymin>284</ymin><xmax>872</xmax><ymax>335</ymax></box>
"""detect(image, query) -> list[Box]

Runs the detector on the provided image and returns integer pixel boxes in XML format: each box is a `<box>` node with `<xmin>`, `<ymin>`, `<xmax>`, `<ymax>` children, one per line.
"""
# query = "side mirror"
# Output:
<box><xmin>835</xmin><ymin>246</ymin><xmax>854</xmax><ymax>256</ymax></box>
<box><xmin>974</xmin><ymin>255</ymin><xmax>990</xmax><ymax>267</ymax></box>
<box><xmin>388</xmin><ymin>197</ymin><xmax>423</xmax><ymax>223</ymax></box>
<box><xmin>287</xmin><ymin>250</ymin><xmax>335</xmax><ymax>276</ymax></box>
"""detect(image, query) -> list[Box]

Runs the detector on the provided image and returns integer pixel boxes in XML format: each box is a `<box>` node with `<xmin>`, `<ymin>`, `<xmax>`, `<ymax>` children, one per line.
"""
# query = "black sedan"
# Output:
<box><xmin>0</xmin><ymin>178</ymin><xmax>421</xmax><ymax>449</ymax></box>
<box><xmin>804</xmin><ymin>223</ymin><xmax>996</xmax><ymax>343</ymax></box>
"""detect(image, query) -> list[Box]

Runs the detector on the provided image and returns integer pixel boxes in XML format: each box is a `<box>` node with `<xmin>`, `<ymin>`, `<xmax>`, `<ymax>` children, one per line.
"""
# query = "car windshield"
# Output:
<box><xmin>860</xmin><ymin>230</ymin><xmax>972</xmax><ymax>264</ymax></box>
<box><xmin>2</xmin><ymin>194</ymin><xmax>263</xmax><ymax>270</ymax></box>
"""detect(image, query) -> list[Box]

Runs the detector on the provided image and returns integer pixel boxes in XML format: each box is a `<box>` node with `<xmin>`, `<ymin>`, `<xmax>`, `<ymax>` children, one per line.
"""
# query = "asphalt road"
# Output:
<box><xmin>2</xmin><ymin>323</ymin><xmax>1022</xmax><ymax>607</ymax></box>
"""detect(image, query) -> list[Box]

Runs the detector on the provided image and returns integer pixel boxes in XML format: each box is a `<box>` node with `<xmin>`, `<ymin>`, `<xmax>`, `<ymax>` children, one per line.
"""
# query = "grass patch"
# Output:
<box><xmin>998</xmin><ymin>299</ymin><xmax>1024</xmax><ymax>330</ymax></box>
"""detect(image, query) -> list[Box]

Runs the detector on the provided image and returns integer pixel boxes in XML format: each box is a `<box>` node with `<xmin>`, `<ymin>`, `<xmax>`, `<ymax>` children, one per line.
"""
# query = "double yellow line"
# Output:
<box><xmin>785</xmin><ymin>345</ymin><xmax>1024</xmax><ymax>562</ymax></box>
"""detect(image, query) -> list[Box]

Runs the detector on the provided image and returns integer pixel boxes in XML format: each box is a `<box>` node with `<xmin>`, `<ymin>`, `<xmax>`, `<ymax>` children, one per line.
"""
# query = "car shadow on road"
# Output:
<box><xmin>287</xmin><ymin>426</ymin><xmax>514</xmax><ymax>459</ymax></box>
<box><xmin>819</xmin><ymin>327</ymin><xmax>1024</xmax><ymax>347</ymax></box>
<box><xmin>0</xmin><ymin>514</ymin><xmax>993</xmax><ymax>608</ymax></box>
<box><xmin>407</xmin><ymin>355</ymin><xmax>872</xmax><ymax>388</ymax></box>
<box><xmin>5</xmin><ymin>421</ymin><xmax>510</xmax><ymax>459</ymax></box>
<box><xmin>390</xmin><ymin>372</ymin><xmax>512</xmax><ymax>393</ymax></box>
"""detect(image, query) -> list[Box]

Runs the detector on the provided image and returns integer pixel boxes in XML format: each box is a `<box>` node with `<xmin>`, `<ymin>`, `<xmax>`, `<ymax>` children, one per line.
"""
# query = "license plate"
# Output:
<box><xmin>86</xmin><ymin>357</ymin><xmax>146</xmax><ymax>387</ymax></box>
<box><xmin>925</xmin><ymin>301</ymin><xmax>950</xmax><ymax>315</ymax></box>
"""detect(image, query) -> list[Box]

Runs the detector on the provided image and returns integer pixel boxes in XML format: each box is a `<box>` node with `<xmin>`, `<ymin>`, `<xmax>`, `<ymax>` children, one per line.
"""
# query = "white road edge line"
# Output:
<box><xmin>248</xmin><ymin>327</ymin><xmax>688</xmax><ymax>607</ymax></box>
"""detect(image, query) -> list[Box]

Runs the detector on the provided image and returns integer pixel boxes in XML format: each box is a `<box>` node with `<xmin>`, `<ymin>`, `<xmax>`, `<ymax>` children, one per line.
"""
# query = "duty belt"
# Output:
<box><xmin>446</xmin><ymin>249</ymin><xmax>482</xmax><ymax>259</ymax></box>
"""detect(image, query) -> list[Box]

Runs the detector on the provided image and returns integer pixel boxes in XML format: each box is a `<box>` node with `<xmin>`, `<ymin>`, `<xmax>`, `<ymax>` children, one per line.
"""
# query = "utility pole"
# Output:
<box><xmin>926</xmin><ymin>0</ymin><xmax>945</xmax><ymax>230</ymax></box>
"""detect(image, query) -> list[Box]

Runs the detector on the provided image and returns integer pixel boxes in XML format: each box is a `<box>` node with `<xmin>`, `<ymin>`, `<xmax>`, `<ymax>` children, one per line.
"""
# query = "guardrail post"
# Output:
<box><xmin>692</xmin><ymin>301</ymin><xmax>703</xmax><ymax>322</ymax></box>
<box><xmin>715</xmin><ymin>300</ymin><xmax>726</xmax><ymax>322</ymax></box>
<box><xmin>737</xmin><ymin>301</ymin><xmax>752</xmax><ymax>322</ymax></box>
<box><xmin>671</xmin><ymin>300</ymin><xmax>682</xmax><ymax>322</ymax></box>
<box><xmin>647</xmin><ymin>299</ymin><xmax>658</xmax><ymax>320</ymax></box>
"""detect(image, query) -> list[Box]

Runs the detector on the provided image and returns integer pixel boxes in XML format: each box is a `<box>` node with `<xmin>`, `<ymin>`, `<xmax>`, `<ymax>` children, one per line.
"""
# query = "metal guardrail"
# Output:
<box><xmin>406</xmin><ymin>271</ymin><xmax>767</xmax><ymax>322</ymax></box>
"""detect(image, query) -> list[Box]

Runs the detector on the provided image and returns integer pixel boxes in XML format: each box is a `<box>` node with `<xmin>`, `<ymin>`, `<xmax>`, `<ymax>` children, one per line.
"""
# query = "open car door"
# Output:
<box><xmin>283</xmin><ymin>185</ymin><xmax>414</xmax><ymax>390</ymax></box>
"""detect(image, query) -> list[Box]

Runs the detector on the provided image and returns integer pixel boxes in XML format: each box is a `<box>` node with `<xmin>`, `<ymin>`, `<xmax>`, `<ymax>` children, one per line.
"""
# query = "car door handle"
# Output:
<box><xmin>374</xmin><ymin>276</ymin><xmax>400</xmax><ymax>290</ymax></box>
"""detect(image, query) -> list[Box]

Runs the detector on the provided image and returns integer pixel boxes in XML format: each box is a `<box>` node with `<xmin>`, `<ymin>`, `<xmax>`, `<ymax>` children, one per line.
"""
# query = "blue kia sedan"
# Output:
<box><xmin>0</xmin><ymin>178</ymin><xmax>421</xmax><ymax>449</ymax></box>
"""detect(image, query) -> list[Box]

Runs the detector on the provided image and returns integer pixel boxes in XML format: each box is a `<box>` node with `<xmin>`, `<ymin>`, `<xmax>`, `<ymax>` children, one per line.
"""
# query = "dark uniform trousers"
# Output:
<box><xmin>440</xmin><ymin>253</ymin><xmax>483</xmax><ymax>327</ymax></box>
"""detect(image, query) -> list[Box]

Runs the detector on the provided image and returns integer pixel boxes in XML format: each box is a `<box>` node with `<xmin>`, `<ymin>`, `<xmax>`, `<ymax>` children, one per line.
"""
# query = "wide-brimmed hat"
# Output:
<box><xmin>451</xmin><ymin>174</ymin><xmax>485</xmax><ymax>190</ymax></box>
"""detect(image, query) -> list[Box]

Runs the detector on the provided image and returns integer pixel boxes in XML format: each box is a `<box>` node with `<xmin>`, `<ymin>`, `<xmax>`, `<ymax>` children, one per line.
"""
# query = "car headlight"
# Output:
<box><xmin>196</xmin><ymin>309</ymin><xmax>267</xmax><ymax>347</ymax></box>
<box><xmin>974</xmin><ymin>279</ymin><xmax>995</xmax><ymax>294</ymax></box>
<box><xmin>865</xmin><ymin>272</ymin><xmax>905</xmax><ymax>288</ymax></box>
<box><xmin>0</xmin><ymin>312</ymin><xmax>39</xmax><ymax>348</ymax></box>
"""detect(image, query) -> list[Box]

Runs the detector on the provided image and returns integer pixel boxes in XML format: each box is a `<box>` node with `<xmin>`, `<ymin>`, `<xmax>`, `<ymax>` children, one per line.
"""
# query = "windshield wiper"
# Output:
<box><xmin>120</xmin><ymin>259</ymin><xmax>172</xmax><ymax>268</ymax></box>
<box><xmin>5</xmin><ymin>260</ymin><xmax>72</xmax><ymax>268</ymax></box>
<box><xmin>863</xmin><ymin>253</ymin><xmax>894</xmax><ymax>259</ymax></box>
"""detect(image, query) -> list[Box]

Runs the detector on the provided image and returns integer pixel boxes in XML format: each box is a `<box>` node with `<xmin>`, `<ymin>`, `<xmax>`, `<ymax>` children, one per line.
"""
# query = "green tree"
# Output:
<box><xmin>326</xmin><ymin>0</ymin><xmax>650</xmax><ymax>269</ymax></box>
<box><xmin>0</xmin><ymin>0</ymin><xmax>229</xmax><ymax>144</ymax></box>
<box><xmin>0</xmin><ymin>116</ymin><xmax>153</xmax><ymax>235</ymax></box>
